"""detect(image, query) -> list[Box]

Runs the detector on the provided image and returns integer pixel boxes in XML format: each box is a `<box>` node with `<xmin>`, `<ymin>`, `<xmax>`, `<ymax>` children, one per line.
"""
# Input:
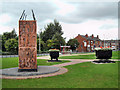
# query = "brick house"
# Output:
<box><xmin>103</xmin><ymin>40</ymin><xmax>120</xmax><ymax>50</ymax></box>
<box><xmin>75</xmin><ymin>34</ymin><xmax>104</xmax><ymax>52</ymax></box>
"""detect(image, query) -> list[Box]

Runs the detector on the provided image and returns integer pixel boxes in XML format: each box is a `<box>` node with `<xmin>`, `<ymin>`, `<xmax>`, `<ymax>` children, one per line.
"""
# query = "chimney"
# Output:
<box><xmin>85</xmin><ymin>34</ymin><xmax>88</xmax><ymax>37</ymax></box>
<box><xmin>92</xmin><ymin>34</ymin><xmax>94</xmax><ymax>38</ymax></box>
<box><xmin>97</xmin><ymin>35</ymin><xmax>99</xmax><ymax>39</ymax></box>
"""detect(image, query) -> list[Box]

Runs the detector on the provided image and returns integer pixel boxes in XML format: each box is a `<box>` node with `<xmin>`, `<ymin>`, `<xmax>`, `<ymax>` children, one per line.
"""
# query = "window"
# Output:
<box><xmin>81</xmin><ymin>44</ymin><xmax>83</xmax><ymax>47</ymax></box>
<box><xmin>83</xmin><ymin>41</ymin><xmax>87</xmax><ymax>47</ymax></box>
<box><xmin>91</xmin><ymin>41</ymin><xmax>93</xmax><ymax>44</ymax></box>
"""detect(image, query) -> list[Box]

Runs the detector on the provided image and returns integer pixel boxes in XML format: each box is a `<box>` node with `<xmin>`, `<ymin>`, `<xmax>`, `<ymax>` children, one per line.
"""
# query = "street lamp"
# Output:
<box><xmin>15</xmin><ymin>46</ymin><xmax>17</xmax><ymax>55</ymax></box>
<box><xmin>39</xmin><ymin>29</ymin><xmax>42</xmax><ymax>53</ymax></box>
<box><xmin>75</xmin><ymin>44</ymin><xmax>77</xmax><ymax>52</ymax></box>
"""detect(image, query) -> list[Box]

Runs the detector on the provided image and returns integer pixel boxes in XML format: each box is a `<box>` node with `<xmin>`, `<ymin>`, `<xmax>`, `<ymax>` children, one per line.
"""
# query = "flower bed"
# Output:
<box><xmin>95</xmin><ymin>48</ymin><xmax>112</xmax><ymax>59</ymax></box>
<box><xmin>92</xmin><ymin>47</ymin><xmax>115</xmax><ymax>64</ymax></box>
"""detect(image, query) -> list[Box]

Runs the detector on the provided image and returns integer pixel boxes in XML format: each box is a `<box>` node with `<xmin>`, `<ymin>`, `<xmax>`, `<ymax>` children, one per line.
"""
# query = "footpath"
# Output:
<box><xmin>37</xmin><ymin>54</ymin><xmax>94</xmax><ymax>67</ymax></box>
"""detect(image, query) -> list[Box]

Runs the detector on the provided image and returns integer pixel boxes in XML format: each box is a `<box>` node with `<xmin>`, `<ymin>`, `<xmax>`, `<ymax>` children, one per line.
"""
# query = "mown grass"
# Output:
<box><xmin>2</xmin><ymin>62</ymin><xmax>118</xmax><ymax>88</ymax></box>
<box><xmin>1</xmin><ymin>57</ymin><xmax>70</xmax><ymax>69</ymax></box>
<box><xmin>1</xmin><ymin>52</ymin><xmax>119</xmax><ymax>88</ymax></box>
<box><xmin>59</xmin><ymin>51</ymin><xmax>119</xmax><ymax>59</ymax></box>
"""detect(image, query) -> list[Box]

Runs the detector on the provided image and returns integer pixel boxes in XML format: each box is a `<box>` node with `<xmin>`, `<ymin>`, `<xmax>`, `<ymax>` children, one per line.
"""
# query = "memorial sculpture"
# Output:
<box><xmin>1</xmin><ymin>10</ymin><xmax>60</xmax><ymax>79</ymax></box>
<box><xmin>18</xmin><ymin>10</ymin><xmax>37</xmax><ymax>72</ymax></box>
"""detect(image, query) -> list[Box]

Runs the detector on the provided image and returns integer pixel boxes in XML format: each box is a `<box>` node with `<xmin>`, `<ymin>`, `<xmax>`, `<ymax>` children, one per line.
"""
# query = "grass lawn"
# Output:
<box><xmin>59</xmin><ymin>51</ymin><xmax>120</xmax><ymax>59</ymax></box>
<box><xmin>2</xmin><ymin>62</ymin><xmax>118</xmax><ymax>88</ymax></box>
<box><xmin>1</xmin><ymin>57</ymin><xmax>70</xmax><ymax>69</ymax></box>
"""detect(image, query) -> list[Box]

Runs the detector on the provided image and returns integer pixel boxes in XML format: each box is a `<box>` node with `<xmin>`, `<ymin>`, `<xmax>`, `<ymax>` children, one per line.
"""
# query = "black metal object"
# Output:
<box><xmin>20</xmin><ymin>10</ymin><xmax>26</xmax><ymax>20</ymax></box>
<box><xmin>50</xmin><ymin>51</ymin><xmax>59</xmax><ymax>61</ymax></box>
<box><xmin>95</xmin><ymin>50</ymin><xmax>112</xmax><ymax>59</ymax></box>
<box><xmin>92</xmin><ymin>50</ymin><xmax>115</xmax><ymax>64</ymax></box>
<box><xmin>31</xmin><ymin>9</ymin><xmax>36</xmax><ymax>20</ymax></box>
<box><xmin>19</xmin><ymin>10</ymin><xmax>36</xmax><ymax>20</ymax></box>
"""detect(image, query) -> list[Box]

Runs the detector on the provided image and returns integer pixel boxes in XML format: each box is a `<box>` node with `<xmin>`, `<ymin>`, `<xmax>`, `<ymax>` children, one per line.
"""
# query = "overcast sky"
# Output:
<box><xmin>0</xmin><ymin>0</ymin><xmax>119</xmax><ymax>42</ymax></box>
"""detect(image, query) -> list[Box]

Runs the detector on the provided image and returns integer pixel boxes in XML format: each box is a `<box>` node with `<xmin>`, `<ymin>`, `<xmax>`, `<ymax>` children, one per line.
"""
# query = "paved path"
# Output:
<box><xmin>37</xmin><ymin>53</ymin><xmax>118</xmax><ymax>68</ymax></box>
<box><xmin>37</xmin><ymin>53</ymin><xmax>95</xmax><ymax>67</ymax></box>
<box><xmin>52</xmin><ymin>60</ymin><xmax>92</xmax><ymax>67</ymax></box>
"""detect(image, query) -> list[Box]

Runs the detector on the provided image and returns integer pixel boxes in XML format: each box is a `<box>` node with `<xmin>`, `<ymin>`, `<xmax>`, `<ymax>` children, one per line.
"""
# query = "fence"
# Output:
<box><xmin>1</xmin><ymin>53</ymin><xmax>49</xmax><ymax>58</ymax></box>
<box><xmin>1</xmin><ymin>51</ymin><xmax>94</xmax><ymax>58</ymax></box>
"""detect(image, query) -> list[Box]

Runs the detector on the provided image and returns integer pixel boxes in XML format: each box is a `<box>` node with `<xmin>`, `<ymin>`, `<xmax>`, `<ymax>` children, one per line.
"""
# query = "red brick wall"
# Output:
<box><xmin>102</xmin><ymin>41</ymin><xmax>104</xmax><ymax>47</ymax></box>
<box><xmin>75</xmin><ymin>34</ymin><xmax>87</xmax><ymax>52</ymax></box>
<box><xmin>75</xmin><ymin>34</ymin><xmax>103</xmax><ymax>52</ymax></box>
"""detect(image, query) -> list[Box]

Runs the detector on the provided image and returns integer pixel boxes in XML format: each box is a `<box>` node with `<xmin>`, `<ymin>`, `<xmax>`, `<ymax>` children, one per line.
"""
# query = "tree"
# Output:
<box><xmin>41</xmin><ymin>19</ymin><xmax>63</xmax><ymax>42</ymax></box>
<box><xmin>2</xmin><ymin>29</ymin><xmax>18</xmax><ymax>51</ymax></box>
<box><xmin>39</xmin><ymin>19</ymin><xmax>66</xmax><ymax>51</ymax></box>
<box><xmin>52</xmin><ymin>32</ymin><xmax>65</xmax><ymax>49</ymax></box>
<box><xmin>67</xmin><ymin>39</ymin><xmax>79</xmax><ymax>51</ymax></box>
<box><xmin>2</xmin><ymin>28</ymin><xmax>17</xmax><ymax>40</ymax></box>
<box><xmin>46</xmin><ymin>39</ymin><xmax>55</xmax><ymax>50</ymax></box>
<box><xmin>5</xmin><ymin>38</ymin><xmax>18</xmax><ymax>53</ymax></box>
<box><xmin>44</xmin><ymin>32</ymin><xmax>66</xmax><ymax>50</ymax></box>
<box><xmin>10</xmin><ymin>28</ymin><xmax>17</xmax><ymax>39</ymax></box>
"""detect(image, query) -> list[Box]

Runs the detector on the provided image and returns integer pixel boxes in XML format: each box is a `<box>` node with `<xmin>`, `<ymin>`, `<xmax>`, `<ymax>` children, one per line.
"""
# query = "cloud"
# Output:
<box><xmin>1</xmin><ymin>2</ymin><xmax>58</xmax><ymax>26</ymax></box>
<box><xmin>99</xmin><ymin>19</ymin><xmax>117</xmax><ymax>29</ymax></box>
<box><xmin>76</xmin><ymin>2</ymin><xmax>117</xmax><ymax>19</ymax></box>
<box><xmin>1</xmin><ymin>1</ymin><xmax>117</xmax><ymax>25</ymax></box>
<box><xmin>51</xmin><ymin>0</ymin><xmax>77</xmax><ymax>16</ymax></box>
<box><xmin>61</xmin><ymin>19</ymin><xmax>118</xmax><ymax>41</ymax></box>
<box><xmin>56</xmin><ymin>2</ymin><xmax>118</xmax><ymax>24</ymax></box>
<box><xmin>0</xmin><ymin>25</ymin><xmax>14</xmax><ymax>33</ymax></box>
<box><xmin>0</xmin><ymin>14</ymin><xmax>12</xmax><ymax>24</ymax></box>
<box><xmin>0</xmin><ymin>1</ymin><xmax>118</xmax><ymax>40</ymax></box>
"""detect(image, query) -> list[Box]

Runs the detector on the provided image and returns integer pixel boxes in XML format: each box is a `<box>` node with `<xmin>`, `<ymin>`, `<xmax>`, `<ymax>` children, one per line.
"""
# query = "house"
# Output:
<box><xmin>75</xmin><ymin>34</ymin><xmax>104</xmax><ymax>52</ymax></box>
<box><xmin>103</xmin><ymin>40</ymin><xmax>120</xmax><ymax>50</ymax></box>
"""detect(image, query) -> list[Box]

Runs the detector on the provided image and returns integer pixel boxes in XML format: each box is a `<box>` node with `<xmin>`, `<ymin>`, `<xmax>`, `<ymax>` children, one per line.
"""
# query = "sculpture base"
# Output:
<box><xmin>18</xmin><ymin>69</ymin><xmax>38</xmax><ymax>72</ymax></box>
<box><xmin>1</xmin><ymin>66</ymin><xmax>59</xmax><ymax>76</ymax></box>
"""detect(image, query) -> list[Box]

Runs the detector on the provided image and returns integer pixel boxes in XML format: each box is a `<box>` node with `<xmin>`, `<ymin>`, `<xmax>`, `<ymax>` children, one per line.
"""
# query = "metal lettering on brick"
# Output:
<box><xmin>18</xmin><ymin>20</ymin><xmax>37</xmax><ymax>71</ymax></box>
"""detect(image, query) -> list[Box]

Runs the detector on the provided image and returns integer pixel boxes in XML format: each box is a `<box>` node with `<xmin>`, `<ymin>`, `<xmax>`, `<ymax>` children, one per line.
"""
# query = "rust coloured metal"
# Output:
<box><xmin>18</xmin><ymin>20</ymin><xmax>37</xmax><ymax>72</ymax></box>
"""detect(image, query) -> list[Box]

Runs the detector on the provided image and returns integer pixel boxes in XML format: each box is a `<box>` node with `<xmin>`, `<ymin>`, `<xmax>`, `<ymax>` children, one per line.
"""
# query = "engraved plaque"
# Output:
<box><xmin>18</xmin><ymin>20</ymin><xmax>37</xmax><ymax>72</ymax></box>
